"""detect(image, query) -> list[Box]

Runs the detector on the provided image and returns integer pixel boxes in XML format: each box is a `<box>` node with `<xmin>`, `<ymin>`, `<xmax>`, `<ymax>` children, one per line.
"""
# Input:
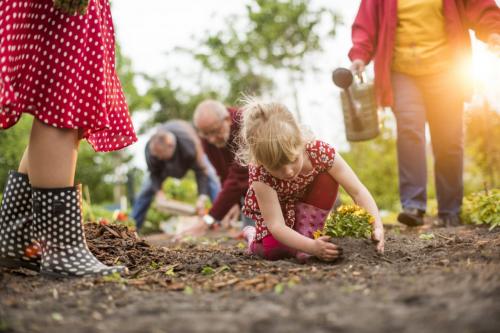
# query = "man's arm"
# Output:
<box><xmin>208</xmin><ymin>162</ymin><xmax>248</xmax><ymax>221</ymax></box>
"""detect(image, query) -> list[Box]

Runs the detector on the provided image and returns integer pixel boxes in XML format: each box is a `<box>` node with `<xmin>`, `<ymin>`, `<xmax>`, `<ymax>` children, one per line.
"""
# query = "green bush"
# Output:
<box><xmin>462</xmin><ymin>189</ymin><xmax>499</xmax><ymax>230</ymax></box>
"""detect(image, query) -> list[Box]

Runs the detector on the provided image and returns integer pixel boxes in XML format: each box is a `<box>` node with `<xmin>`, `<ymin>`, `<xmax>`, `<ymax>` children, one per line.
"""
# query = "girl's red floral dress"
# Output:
<box><xmin>243</xmin><ymin>140</ymin><xmax>336</xmax><ymax>242</ymax></box>
<box><xmin>0</xmin><ymin>0</ymin><xmax>137</xmax><ymax>152</ymax></box>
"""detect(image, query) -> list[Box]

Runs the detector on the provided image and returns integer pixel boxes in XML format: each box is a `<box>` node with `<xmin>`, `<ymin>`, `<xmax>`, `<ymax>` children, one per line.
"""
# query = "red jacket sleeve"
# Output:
<box><xmin>348</xmin><ymin>0</ymin><xmax>381</xmax><ymax>65</ymax></box>
<box><xmin>208</xmin><ymin>161</ymin><xmax>249</xmax><ymax>221</ymax></box>
<box><xmin>461</xmin><ymin>0</ymin><xmax>500</xmax><ymax>41</ymax></box>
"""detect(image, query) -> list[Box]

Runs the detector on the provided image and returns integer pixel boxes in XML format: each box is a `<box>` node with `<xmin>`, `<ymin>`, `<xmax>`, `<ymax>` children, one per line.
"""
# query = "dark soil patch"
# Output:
<box><xmin>1</xmin><ymin>223</ymin><xmax>499</xmax><ymax>333</ymax></box>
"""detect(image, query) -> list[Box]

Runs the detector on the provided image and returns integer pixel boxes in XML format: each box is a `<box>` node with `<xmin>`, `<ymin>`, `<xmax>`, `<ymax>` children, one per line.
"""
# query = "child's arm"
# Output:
<box><xmin>328</xmin><ymin>153</ymin><xmax>385</xmax><ymax>253</ymax></box>
<box><xmin>252</xmin><ymin>181</ymin><xmax>342</xmax><ymax>261</ymax></box>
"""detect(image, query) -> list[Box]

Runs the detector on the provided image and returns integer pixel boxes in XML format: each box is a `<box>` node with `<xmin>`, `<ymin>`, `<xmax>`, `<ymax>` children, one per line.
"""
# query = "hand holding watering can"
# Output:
<box><xmin>332</xmin><ymin>60</ymin><xmax>379</xmax><ymax>142</ymax></box>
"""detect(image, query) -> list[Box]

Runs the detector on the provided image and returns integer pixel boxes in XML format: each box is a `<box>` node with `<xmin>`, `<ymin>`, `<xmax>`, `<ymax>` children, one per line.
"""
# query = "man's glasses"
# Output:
<box><xmin>196</xmin><ymin>118</ymin><xmax>226</xmax><ymax>139</ymax></box>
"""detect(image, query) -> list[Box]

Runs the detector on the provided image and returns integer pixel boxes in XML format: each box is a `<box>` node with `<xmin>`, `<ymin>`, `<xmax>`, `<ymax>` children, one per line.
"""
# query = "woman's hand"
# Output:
<box><xmin>371</xmin><ymin>223</ymin><xmax>385</xmax><ymax>254</ymax></box>
<box><xmin>53</xmin><ymin>0</ymin><xmax>89</xmax><ymax>15</ymax></box>
<box><xmin>350</xmin><ymin>59</ymin><xmax>366</xmax><ymax>75</ymax></box>
<box><xmin>312</xmin><ymin>236</ymin><xmax>343</xmax><ymax>261</ymax></box>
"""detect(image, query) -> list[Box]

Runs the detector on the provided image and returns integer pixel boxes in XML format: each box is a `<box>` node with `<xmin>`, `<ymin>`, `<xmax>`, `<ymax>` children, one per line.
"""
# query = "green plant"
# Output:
<box><xmin>462</xmin><ymin>189</ymin><xmax>499</xmax><ymax>230</ymax></box>
<box><xmin>316</xmin><ymin>204</ymin><xmax>374</xmax><ymax>239</ymax></box>
<box><xmin>201</xmin><ymin>266</ymin><xmax>215</xmax><ymax>275</ymax></box>
<box><xmin>419</xmin><ymin>233</ymin><xmax>435</xmax><ymax>240</ymax></box>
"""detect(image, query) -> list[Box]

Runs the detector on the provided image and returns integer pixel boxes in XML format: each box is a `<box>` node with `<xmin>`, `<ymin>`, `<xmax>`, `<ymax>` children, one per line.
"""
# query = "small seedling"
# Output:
<box><xmin>201</xmin><ymin>266</ymin><xmax>216</xmax><ymax>275</ymax></box>
<box><xmin>102</xmin><ymin>272</ymin><xmax>126</xmax><ymax>284</ymax></box>
<box><xmin>51</xmin><ymin>313</ymin><xmax>63</xmax><ymax>322</ymax></box>
<box><xmin>274</xmin><ymin>283</ymin><xmax>284</xmax><ymax>294</ymax></box>
<box><xmin>184</xmin><ymin>286</ymin><xmax>194</xmax><ymax>295</ymax></box>
<box><xmin>165</xmin><ymin>267</ymin><xmax>176</xmax><ymax>277</ymax></box>
<box><xmin>419</xmin><ymin>233</ymin><xmax>435</xmax><ymax>240</ymax></box>
<box><xmin>149</xmin><ymin>261</ymin><xmax>161</xmax><ymax>270</ymax></box>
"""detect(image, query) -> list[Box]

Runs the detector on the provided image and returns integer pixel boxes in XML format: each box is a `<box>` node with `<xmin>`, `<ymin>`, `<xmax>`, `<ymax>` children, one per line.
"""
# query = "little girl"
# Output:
<box><xmin>238</xmin><ymin>99</ymin><xmax>384</xmax><ymax>261</ymax></box>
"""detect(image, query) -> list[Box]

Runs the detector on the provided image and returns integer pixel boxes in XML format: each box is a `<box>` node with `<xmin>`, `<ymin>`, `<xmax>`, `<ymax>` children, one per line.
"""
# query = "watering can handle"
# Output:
<box><xmin>355</xmin><ymin>72</ymin><xmax>365</xmax><ymax>85</ymax></box>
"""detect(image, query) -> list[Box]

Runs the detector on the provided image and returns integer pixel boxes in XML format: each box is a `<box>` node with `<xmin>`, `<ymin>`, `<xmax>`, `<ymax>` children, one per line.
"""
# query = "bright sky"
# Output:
<box><xmin>111</xmin><ymin>0</ymin><xmax>500</xmax><ymax>170</ymax></box>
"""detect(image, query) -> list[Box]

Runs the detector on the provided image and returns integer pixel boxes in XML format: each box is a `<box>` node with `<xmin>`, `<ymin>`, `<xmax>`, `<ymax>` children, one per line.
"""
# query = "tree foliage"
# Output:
<box><xmin>464</xmin><ymin>102</ymin><xmax>500</xmax><ymax>190</ymax></box>
<box><xmin>140</xmin><ymin>0</ymin><xmax>339</xmax><ymax>131</ymax></box>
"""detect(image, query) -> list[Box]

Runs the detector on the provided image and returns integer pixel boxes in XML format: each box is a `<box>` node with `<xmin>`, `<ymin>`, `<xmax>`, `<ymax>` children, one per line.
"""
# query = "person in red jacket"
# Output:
<box><xmin>349</xmin><ymin>0</ymin><xmax>500</xmax><ymax>227</ymax></box>
<box><xmin>177</xmin><ymin>100</ymin><xmax>251</xmax><ymax>237</ymax></box>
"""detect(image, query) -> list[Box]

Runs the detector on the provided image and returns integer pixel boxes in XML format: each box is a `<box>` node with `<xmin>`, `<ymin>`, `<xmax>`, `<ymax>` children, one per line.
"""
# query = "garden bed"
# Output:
<box><xmin>1</xmin><ymin>223</ymin><xmax>499</xmax><ymax>333</ymax></box>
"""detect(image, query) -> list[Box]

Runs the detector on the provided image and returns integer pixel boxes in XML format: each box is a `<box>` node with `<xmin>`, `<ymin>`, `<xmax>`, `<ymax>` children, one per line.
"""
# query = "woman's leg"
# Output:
<box><xmin>391</xmin><ymin>72</ymin><xmax>428</xmax><ymax>215</ymax></box>
<box><xmin>419</xmin><ymin>71</ymin><xmax>464</xmax><ymax>225</ymax></box>
<box><xmin>27</xmin><ymin>118</ymin><xmax>79</xmax><ymax>188</ymax></box>
<box><xmin>27</xmin><ymin>118</ymin><xmax>126</xmax><ymax>277</ymax></box>
<box><xmin>18</xmin><ymin>147</ymin><xmax>29</xmax><ymax>174</ymax></box>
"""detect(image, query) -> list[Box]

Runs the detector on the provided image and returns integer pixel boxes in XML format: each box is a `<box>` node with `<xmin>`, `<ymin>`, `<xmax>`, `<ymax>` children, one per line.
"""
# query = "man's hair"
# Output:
<box><xmin>193</xmin><ymin>100</ymin><xmax>228</xmax><ymax>126</ymax></box>
<box><xmin>150</xmin><ymin>120</ymin><xmax>208</xmax><ymax>174</ymax></box>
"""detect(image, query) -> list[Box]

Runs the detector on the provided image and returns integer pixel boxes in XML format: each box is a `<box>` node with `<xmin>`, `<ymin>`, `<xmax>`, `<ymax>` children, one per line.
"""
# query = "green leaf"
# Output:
<box><xmin>419</xmin><ymin>233</ymin><xmax>435</xmax><ymax>241</ymax></box>
<box><xmin>165</xmin><ymin>267</ymin><xmax>176</xmax><ymax>277</ymax></box>
<box><xmin>51</xmin><ymin>313</ymin><xmax>63</xmax><ymax>322</ymax></box>
<box><xmin>201</xmin><ymin>266</ymin><xmax>216</xmax><ymax>275</ymax></box>
<box><xmin>184</xmin><ymin>286</ymin><xmax>194</xmax><ymax>295</ymax></box>
<box><xmin>274</xmin><ymin>283</ymin><xmax>284</xmax><ymax>294</ymax></box>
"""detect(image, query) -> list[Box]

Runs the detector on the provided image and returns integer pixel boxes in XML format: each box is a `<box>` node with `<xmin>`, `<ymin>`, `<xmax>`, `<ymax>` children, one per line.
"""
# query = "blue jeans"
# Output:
<box><xmin>131</xmin><ymin>157</ymin><xmax>220</xmax><ymax>230</ymax></box>
<box><xmin>391</xmin><ymin>71</ymin><xmax>464</xmax><ymax>216</ymax></box>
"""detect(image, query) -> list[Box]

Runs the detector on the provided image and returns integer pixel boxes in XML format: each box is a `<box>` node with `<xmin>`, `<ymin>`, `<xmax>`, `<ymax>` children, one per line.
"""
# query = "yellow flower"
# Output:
<box><xmin>313</xmin><ymin>229</ymin><xmax>323</xmax><ymax>239</ymax></box>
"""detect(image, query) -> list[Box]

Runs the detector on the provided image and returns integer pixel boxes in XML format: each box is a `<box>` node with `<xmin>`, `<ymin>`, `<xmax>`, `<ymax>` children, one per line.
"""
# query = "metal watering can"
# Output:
<box><xmin>332</xmin><ymin>68</ymin><xmax>379</xmax><ymax>142</ymax></box>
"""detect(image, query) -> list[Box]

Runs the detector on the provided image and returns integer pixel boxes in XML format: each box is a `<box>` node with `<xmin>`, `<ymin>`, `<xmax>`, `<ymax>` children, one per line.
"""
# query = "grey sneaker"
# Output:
<box><xmin>397</xmin><ymin>207</ymin><xmax>425</xmax><ymax>227</ymax></box>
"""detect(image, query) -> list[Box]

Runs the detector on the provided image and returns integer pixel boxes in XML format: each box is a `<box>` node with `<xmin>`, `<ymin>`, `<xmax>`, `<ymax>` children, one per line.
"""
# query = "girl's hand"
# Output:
<box><xmin>53</xmin><ymin>0</ymin><xmax>89</xmax><ymax>15</ymax></box>
<box><xmin>312</xmin><ymin>236</ymin><xmax>343</xmax><ymax>261</ymax></box>
<box><xmin>371</xmin><ymin>224</ymin><xmax>385</xmax><ymax>254</ymax></box>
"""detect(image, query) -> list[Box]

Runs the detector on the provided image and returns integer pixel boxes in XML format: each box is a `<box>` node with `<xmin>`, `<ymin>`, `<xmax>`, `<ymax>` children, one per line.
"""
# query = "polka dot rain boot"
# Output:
<box><xmin>32</xmin><ymin>184</ymin><xmax>127</xmax><ymax>278</ymax></box>
<box><xmin>0</xmin><ymin>171</ymin><xmax>41</xmax><ymax>271</ymax></box>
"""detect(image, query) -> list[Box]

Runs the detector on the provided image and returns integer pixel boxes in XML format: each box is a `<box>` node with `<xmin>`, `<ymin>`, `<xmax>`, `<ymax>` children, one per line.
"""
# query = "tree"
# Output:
<box><xmin>138</xmin><ymin>77</ymin><xmax>220</xmax><ymax>133</ymax></box>
<box><xmin>191</xmin><ymin>0</ymin><xmax>339</xmax><ymax>111</ymax></box>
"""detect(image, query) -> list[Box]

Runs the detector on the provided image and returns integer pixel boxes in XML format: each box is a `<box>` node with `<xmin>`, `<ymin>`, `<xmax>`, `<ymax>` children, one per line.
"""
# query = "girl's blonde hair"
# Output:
<box><xmin>237</xmin><ymin>96</ymin><xmax>312</xmax><ymax>170</ymax></box>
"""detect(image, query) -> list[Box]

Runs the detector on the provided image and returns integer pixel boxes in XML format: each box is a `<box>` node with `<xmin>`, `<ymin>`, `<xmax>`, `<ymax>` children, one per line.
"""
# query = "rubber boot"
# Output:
<box><xmin>32</xmin><ymin>184</ymin><xmax>127</xmax><ymax>277</ymax></box>
<box><xmin>0</xmin><ymin>171</ymin><xmax>40</xmax><ymax>271</ymax></box>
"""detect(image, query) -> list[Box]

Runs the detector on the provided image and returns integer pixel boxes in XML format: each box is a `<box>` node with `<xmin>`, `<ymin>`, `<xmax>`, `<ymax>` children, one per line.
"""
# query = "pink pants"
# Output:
<box><xmin>250</xmin><ymin>173</ymin><xmax>338</xmax><ymax>260</ymax></box>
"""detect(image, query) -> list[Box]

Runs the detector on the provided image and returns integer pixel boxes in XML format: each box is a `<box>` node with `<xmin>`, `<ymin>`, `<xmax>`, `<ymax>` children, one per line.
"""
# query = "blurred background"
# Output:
<box><xmin>1</xmin><ymin>0</ymin><xmax>498</xmax><ymax>232</ymax></box>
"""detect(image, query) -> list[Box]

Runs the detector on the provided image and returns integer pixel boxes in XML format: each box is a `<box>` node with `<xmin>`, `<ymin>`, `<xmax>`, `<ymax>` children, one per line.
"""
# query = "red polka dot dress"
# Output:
<box><xmin>243</xmin><ymin>140</ymin><xmax>336</xmax><ymax>242</ymax></box>
<box><xmin>0</xmin><ymin>0</ymin><xmax>137</xmax><ymax>152</ymax></box>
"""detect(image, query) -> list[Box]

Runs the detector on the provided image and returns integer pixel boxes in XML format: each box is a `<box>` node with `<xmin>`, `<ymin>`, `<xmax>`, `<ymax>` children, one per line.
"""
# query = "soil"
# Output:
<box><xmin>1</xmin><ymin>223</ymin><xmax>499</xmax><ymax>333</ymax></box>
